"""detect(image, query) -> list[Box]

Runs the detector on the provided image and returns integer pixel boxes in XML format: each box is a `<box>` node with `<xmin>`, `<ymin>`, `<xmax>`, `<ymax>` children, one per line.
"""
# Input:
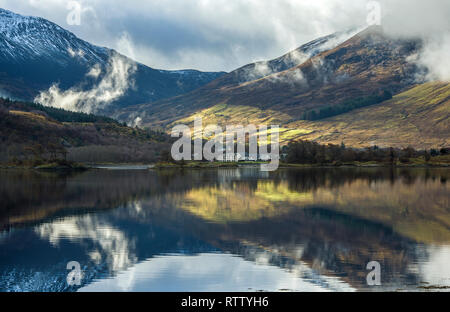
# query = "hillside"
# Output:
<box><xmin>114</xmin><ymin>26</ymin><xmax>422</xmax><ymax>128</ymax></box>
<box><xmin>0</xmin><ymin>8</ymin><xmax>225</xmax><ymax>112</ymax></box>
<box><xmin>285</xmin><ymin>82</ymin><xmax>450</xmax><ymax>149</ymax></box>
<box><xmin>204</xmin><ymin>28</ymin><xmax>361</xmax><ymax>87</ymax></box>
<box><xmin>0</xmin><ymin>98</ymin><xmax>171</xmax><ymax>164</ymax></box>
<box><xmin>112</xmin><ymin>27</ymin><xmax>450</xmax><ymax>149</ymax></box>
<box><xmin>172</xmin><ymin>82</ymin><xmax>449</xmax><ymax>149</ymax></box>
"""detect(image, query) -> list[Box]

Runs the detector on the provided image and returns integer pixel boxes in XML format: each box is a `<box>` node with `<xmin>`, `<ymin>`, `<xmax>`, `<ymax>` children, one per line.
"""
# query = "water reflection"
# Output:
<box><xmin>80</xmin><ymin>254</ymin><xmax>355</xmax><ymax>292</ymax></box>
<box><xmin>0</xmin><ymin>168</ymin><xmax>449</xmax><ymax>291</ymax></box>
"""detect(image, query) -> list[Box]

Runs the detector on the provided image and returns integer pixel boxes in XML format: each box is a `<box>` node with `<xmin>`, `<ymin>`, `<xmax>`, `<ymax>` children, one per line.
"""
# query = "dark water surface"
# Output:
<box><xmin>0</xmin><ymin>167</ymin><xmax>449</xmax><ymax>292</ymax></box>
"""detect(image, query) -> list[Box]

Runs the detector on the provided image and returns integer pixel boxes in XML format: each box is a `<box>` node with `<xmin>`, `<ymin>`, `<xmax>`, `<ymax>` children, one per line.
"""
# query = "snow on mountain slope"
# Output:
<box><xmin>0</xmin><ymin>8</ymin><xmax>225</xmax><ymax>113</ymax></box>
<box><xmin>209</xmin><ymin>27</ymin><xmax>362</xmax><ymax>87</ymax></box>
<box><xmin>115</xmin><ymin>26</ymin><xmax>423</xmax><ymax>130</ymax></box>
<box><xmin>0</xmin><ymin>8</ymin><xmax>108</xmax><ymax>65</ymax></box>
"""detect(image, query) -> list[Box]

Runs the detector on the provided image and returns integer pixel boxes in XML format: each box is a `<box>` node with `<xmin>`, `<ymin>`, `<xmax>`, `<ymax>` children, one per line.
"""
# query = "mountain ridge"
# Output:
<box><xmin>206</xmin><ymin>28</ymin><xmax>362</xmax><ymax>88</ymax></box>
<box><xmin>114</xmin><ymin>26</ymin><xmax>422</xmax><ymax>127</ymax></box>
<box><xmin>112</xmin><ymin>26</ymin><xmax>449</xmax><ymax>149</ymax></box>
<box><xmin>0</xmin><ymin>8</ymin><xmax>225</xmax><ymax>112</ymax></box>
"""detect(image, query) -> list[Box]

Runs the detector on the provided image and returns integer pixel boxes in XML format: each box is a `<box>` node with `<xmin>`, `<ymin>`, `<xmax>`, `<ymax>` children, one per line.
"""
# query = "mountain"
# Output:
<box><xmin>115</xmin><ymin>26</ymin><xmax>422</xmax><ymax>127</ymax></box>
<box><xmin>112</xmin><ymin>26</ymin><xmax>450</xmax><ymax>149</ymax></box>
<box><xmin>0</xmin><ymin>8</ymin><xmax>225</xmax><ymax>112</ymax></box>
<box><xmin>1</xmin><ymin>9</ymin><xmax>447</xmax><ymax>149</ymax></box>
<box><xmin>207</xmin><ymin>28</ymin><xmax>361</xmax><ymax>87</ymax></box>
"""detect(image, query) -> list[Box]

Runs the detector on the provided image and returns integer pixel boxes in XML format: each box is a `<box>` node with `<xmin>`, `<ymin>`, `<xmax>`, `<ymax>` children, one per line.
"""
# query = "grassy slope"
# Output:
<box><xmin>288</xmin><ymin>82</ymin><xmax>450</xmax><ymax>149</ymax></box>
<box><xmin>172</xmin><ymin>82</ymin><xmax>449</xmax><ymax>149</ymax></box>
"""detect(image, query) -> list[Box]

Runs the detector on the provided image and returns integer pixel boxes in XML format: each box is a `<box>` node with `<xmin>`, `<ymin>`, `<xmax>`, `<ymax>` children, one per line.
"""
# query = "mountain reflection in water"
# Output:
<box><xmin>0</xmin><ymin>167</ymin><xmax>449</xmax><ymax>292</ymax></box>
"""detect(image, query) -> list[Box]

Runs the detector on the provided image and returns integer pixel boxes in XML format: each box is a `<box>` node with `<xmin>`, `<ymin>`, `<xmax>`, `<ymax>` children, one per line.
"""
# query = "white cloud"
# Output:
<box><xmin>416</xmin><ymin>37</ymin><xmax>450</xmax><ymax>82</ymax></box>
<box><xmin>35</xmin><ymin>214</ymin><xmax>137</xmax><ymax>273</ymax></box>
<box><xmin>67</xmin><ymin>47</ymin><xmax>84</xmax><ymax>58</ymax></box>
<box><xmin>35</xmin><ymin>53</ymin><xmax>137</xmax><ymax>113</ymax></box>
<box><xmin>86</xmin><ymin>63</ymin><xmax>101</xmax><ymax>78</ymax></box>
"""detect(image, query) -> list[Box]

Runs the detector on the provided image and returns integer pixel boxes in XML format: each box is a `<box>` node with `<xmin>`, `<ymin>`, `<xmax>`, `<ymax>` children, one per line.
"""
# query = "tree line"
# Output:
<box><xmin>0</xmin><ymin>98</ymin><xmax>118</xmax><ymax>124</ymax></box>
<box><xmin>283</xmin><ymin>140</ymin><xmax>449</xmax><ymax>165</ymax></box>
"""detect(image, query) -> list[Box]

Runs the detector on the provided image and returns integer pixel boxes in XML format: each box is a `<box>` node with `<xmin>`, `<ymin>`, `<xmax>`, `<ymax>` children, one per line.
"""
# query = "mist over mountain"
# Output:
<box><xmin>113</xmin><ymin>26</ymin><xmax>449</xmax><ymax>149</ymax></box>
<box><xmin>211</xmin><ymin>28</ymin><xmax>363</xmax><ymax>86</ymax></box>
<box><xmin>115</xmin><ymin>26</ymin><xmax>422</xmax><ymax>126</ymax></box>
<box><xmin>0</xmin><ymin>8</ymin><xmax>225</xmax><ymax>114</ymax></box>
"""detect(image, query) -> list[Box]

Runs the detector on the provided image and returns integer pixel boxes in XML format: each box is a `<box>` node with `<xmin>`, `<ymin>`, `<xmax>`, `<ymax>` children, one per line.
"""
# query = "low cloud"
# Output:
<box><xmin>35</xmin><ymin>54</ymin><xmax>137</xmax><ymax>113</ymax></box>
<box><xmin>86</xmin><ymin>64</ymin><xmax>102</xmax><ymax>79</ymax></box>
<box><xmin>131</xmin><ymin>116</ymin><xmax>142</xmax><ymax>128</ymax></box>
<box><xmin>379</xmin><ymin>0</ymin><xmax>450</xmax><ymax>82</ymax></box>
<box><xmin>268</xmin><ymin>68</ymin><xmax>307</xmax><ymax>86</ymax></box>
<box><xmin>415</xmin><ymin>37</ymin><xmax>450</xmax><ymax>82</ymax></box>
<box><xmin>67</xmin><ymin>47</ymin><xmax>84</xmax><ymax>58</ymax></box>
<box><xmin>241</xmin><ymin>28</ymin><xmax>361</xmax><ymax>85</ymax></box>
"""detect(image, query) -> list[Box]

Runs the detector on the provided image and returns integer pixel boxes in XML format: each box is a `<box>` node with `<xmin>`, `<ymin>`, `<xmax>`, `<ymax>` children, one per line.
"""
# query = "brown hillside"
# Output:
<box><xmin>115</xmin><ymin>26</ymin><xmax>422</xmax><ymax>129</ymax></box>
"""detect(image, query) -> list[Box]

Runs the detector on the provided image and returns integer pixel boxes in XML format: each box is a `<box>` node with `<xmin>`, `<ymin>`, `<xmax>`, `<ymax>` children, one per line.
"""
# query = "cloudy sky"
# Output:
<box><xmin>0</xmin><ymin>0</ymin><xmax>449</xmax><ymax>72</ymax></box>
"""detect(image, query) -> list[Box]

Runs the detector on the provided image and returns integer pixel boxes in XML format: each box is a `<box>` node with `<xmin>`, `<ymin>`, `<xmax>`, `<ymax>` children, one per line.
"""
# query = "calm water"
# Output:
<box><xmin>0</xmin><ymin>167</ymin><xmax>449</xmax><ymax>292</ymax></box>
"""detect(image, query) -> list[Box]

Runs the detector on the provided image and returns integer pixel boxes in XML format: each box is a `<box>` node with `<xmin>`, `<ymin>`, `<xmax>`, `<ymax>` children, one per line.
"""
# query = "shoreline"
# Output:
<box><xmin>1</xmin><ymin>161</ymin><xmax>449</xmax><ymax>171</ymax></box>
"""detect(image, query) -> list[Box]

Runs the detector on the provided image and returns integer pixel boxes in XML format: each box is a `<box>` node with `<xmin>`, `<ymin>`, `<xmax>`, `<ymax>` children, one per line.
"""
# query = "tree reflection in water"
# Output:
<box><xmin>0</xmin><ymin>167</ymin><xmax>449</xmax><ymax>291</ymax></box>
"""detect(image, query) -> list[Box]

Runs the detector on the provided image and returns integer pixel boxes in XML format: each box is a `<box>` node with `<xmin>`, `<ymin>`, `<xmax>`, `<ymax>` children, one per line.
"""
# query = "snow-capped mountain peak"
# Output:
<box><xmin>0</xmin><ymin>8</ymin><xmax>225</xmax><ymax>111</ymax></box>
<box><xmin>0</xmin><ymin>8</ymin><xmax>107</xmax><ymax>65</ymax></box>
